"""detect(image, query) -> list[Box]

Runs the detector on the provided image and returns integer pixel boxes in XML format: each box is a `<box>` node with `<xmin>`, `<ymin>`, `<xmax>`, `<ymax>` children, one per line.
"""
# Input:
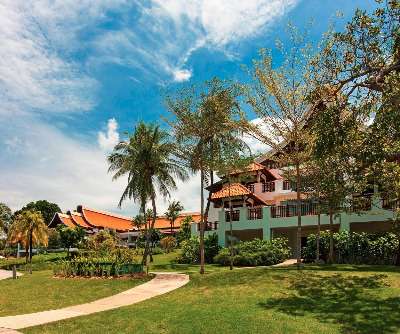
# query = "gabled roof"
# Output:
<box><xmin>268</xmin><ymin>169</ymin><xmax>283</xmax><ymax>180</ymax></box>
<box><xmin>50</xmin><ymin>213</ymin><xmax>75</xmax><ymax>228</ymax></box>
<box><xmin>211</xmin><ymin>183</ymin><xmax>251</xmax><ymax>199</ymax></box>
<box><xmin>230</xmin><ymin>162</ymin><xmax>267</xmax><ymax>175</ymax></box>
<box><xmin>69</xmin><ymin>211</ymin><xmax>92</xmax><ymax>229</ymax></box>
<box><xmin>211</xmin><ymin>183</ymin><xmax>268</xmax><ymax>206</ymax></box>
<box><xmin>151</xmin><ymin>212</ymin><xmax>201</xmax><ymax>230</ymax></box>
<box><xmin>78</xmin><ymin>206</ymin><xmax>133</xmax><ymax>232</ymax></box>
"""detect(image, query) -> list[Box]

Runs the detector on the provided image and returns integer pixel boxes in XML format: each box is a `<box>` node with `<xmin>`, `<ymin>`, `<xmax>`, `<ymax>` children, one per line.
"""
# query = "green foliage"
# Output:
<box><xmin>47</xmin><ymin>228</ymin><xmax>62</xmax><ymax>249</ymax></box>
<box><xmin>176</xmin><ymin>234</ymin><xmax>221</xmax><ymax>264</ymax></box>
<box><xmin>85</xmin><ymin>230</ymin><xmax>117</xmax><ymax>254</ymax></box>
<box><xmin>57</xmin><ymin>225</ymin><xmax>85</xmax><ymax>255</ymax></box>
<box><xmin>303</xmin><ymin>231</ymin><xmax>400</xmax><ymax>265</ymax></box>
<box><xmin>214</xmin><ymin>238</ymin><xmax>290</xmax><ymax>267</ymax></box>
<box><xmin>0</xmin><ymin>203</ymin><xmax>13</xmax><ymax>235</ymax></box>
<box><xmin>165</xmin><ymin>201</ymin><xmax>184</xmax><ymax>232</ymax></box>
<box><xmin>160</xmin><ymin>236</ymin><xmax>177</xmax><ymax>253</ymax></box>
<box><xmin>14</xmin><ymin>200</ymin><xmax>61</xmax><ymax>226</ymax></box>
<box><xmin>54</xmin><ymin>248</ymin><xmax>143</xmax><ymax>277</ymax></box>
<box><xmin>176</xmin><ymin>216</ymin><xmax>192</xmax><ymax>244</ymax></box>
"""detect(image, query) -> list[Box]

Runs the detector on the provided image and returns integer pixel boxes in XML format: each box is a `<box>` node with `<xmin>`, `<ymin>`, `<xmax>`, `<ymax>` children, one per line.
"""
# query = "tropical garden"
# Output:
<box><xmin>0</xmin><ymin>1</ymin><xmax>400</xmax><ymax>333</ymax></box>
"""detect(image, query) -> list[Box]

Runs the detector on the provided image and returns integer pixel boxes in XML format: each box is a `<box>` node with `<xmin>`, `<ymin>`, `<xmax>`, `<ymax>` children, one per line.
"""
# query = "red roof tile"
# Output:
<box><xmin>268</xmin><ymin>169</ymin><xmax>283</xmax><ymax>180</ymax></box>
<box><xmin>80</xmin><ymin>207</ymin><xmax>133</xmax><ymax>232</ymax></box>
<box><xmin>211</xmin><ymin>183</ymin><xmax>251</xmax><ymax>199</ymax></box>
<box><xmin>58</xmin><ymin>213</ymin><xmax>76</xmax><ymax>228</ymax></box>
<box><xmin>69</xmin><ymin>211</ymin><xmax>92</xmax><ymax>229</ymax></box>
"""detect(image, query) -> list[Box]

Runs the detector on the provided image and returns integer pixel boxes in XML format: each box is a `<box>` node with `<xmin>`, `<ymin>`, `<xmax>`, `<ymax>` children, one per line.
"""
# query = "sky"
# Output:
<box><xmin>0</xmin><ymin>0</ymin><xmax>377</xmax><ymax>216</ymax></box>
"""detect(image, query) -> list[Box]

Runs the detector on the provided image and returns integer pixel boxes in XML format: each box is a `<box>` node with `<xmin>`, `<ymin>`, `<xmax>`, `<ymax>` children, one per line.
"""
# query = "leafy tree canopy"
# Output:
<box><xmin>15</xmin><ymin>200</ymin><xmax>61</xmax><ymax>226</ymax></box>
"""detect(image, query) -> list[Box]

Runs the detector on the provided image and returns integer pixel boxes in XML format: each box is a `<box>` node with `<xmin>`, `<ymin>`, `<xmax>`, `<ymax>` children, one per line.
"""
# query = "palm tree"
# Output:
<box><xmin>165</xmin><ymin>201</ymin><xmax>184</xmax><ymax>234</ymax></box>
<box><xmin>108</xmin><ymin>122</ymin><xmax>188</xmax><ymax>265</ymax></box>
<box><xmin>8</xmin><ymin>210</ymin><xmax>48</xmax><ymax>272</ymax></box>
<box><xmin>166</xmin><ymin>78</ymin><xmax>250</xmax><ymax>274</ymax></box>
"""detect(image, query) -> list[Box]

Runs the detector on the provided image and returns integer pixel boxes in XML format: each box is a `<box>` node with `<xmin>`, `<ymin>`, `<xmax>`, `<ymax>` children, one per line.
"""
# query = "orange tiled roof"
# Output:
<box><xmin>230</xmin><ymin>162</ymin><xmax>266</xmax><ymax>175</ymax></box>
<box><xmin>151</xmin><ymin>213</ymin><xmax>201</xmax><ymax>230</ymax></box>
<box><xmin>80</xmin><ymin>207</ymin><xmax>133</xmax><ymax>232</ymax></box>
<box><xmin>58</xmin><ymin>213</ymin><xmax>76</xmax><ymax>228</ymax></box>
<box><xmin>271</xmin><ymin>193</ymin><xmax>306</xmax><ymax>204</ymax></box>
<box><xmin>69</xmin><ymin>211</ymin><xmax>92</xmax><ymax>229</ymax></box>
<box><xmin>268</xmin><ymin>169</ymin><xmax>283</xmax><ymax>180</ymax></box>
<box><xmin>211</xmin><ymin>183</ymin><xmax>251</xmax><ymax>199</ymax></box>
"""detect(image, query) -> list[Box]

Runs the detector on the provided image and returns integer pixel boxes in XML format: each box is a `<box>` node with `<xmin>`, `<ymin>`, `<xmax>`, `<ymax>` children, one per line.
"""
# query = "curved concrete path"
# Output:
<box><xmin>0</xmin><ymin>270</ymin><xmax>22</xmax><ymax>281</ymax></box>
<box><xmin>0</xmin><ymin>272</ymin><xmax>189</xmax><ymax>330</ymax></box>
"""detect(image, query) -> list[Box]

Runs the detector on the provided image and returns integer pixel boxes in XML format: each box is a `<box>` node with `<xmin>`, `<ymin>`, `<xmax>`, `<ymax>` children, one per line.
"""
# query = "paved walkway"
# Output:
<box><xmin>0</xmin><ymin>272</ymin><xmax>189</xmax><ymax>330</ymax></box>
<box><xmin>0</xmin><ymin>270</ymin><xmax>22</xmax><ymax>281</ymax></box>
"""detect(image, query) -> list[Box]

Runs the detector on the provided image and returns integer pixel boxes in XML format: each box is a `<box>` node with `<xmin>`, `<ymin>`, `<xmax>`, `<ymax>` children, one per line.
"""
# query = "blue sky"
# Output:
<box><xmin>0</xmin><ymin>0</ymin><xmax>377</xmax><ymax>215</ymax></box>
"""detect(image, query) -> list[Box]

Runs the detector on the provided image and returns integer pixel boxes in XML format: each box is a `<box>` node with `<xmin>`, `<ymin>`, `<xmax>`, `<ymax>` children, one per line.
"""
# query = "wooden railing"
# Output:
<box><xmin>382</xmin><ymin>198</ymin><xmax>400</xmax><ymax>211</ymax></box>
<box><xmin>225</xmin><ymin>210</ymin><xmax>240</xmax><ymax>222</ymax></box>
<box><xmin>262</xmin><ymin>181</ymin><xmax>275</xmax><ymax>192</ymax></box>
<box><xmin>247</xmin><ymin>184</ymin><xmax>255</xmax><ymax>193</ymax></box>
<box><xmin>247</xmin><ymin>207</ymin><xmax>263</xmax><ymax>220</ymax></box>
<box><xmin>271</xmin><ymin>203</ymin><xmax>318</xmax><ymax>218</ymax></box>
<box><xmin>197</xmin><ymin>222</ymin><xmax>219</xmax><ymax>231</ymax></box>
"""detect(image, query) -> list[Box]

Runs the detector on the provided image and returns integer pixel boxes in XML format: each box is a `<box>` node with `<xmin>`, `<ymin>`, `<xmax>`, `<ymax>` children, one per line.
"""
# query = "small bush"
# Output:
<box><xmin>302</xmin><ymin>231</ymin><xmax>399</xmax><ymax>264</ymax></box>
<box><xmin>214</xmin><ymin>238</ymin><xmax>290</xmax><ymax>267</ymax></box>
<box><xmin>160</xmin><ymin>236</ymin><xmax>177</xmax><ymax>253</ymax></box>
<box><xmin>176</xmin><ymin>233</ymin><xmax>221</xmax><ymax>264</ymax></box>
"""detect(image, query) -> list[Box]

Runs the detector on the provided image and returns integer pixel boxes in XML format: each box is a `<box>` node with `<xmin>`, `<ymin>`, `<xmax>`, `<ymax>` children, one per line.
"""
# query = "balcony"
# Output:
<box><xmin>225</xmin><ymin>210</ymin><xmax>240</xmax><ymax>222</ymax></box>
<box><xmin>197</xmin><ymin>222</ymin><xmax>219</xmax><ymax>231</ymax></box>
<box><xmin>271</xmin><ymin>203</ymin><xmax>318</xmax><ymax>218</ymax></box>
<box><xmin>262</xmin><ymin>181</ymin><xmax>275</xmax><ymax>192</ymax></box>
<box><xmin>247</xmin><ymin>184</ymin><xmax>255</xmax><ymax>193</ymax></box>
<box><xmin>382</xmin><ymin>198</ymin><xmax>400</xmax><ymax>210</ymax></box>
<box><xmin>247</xmin><ymin>207</ymin><xmax>263</xmax><ymax>220</ymax></box>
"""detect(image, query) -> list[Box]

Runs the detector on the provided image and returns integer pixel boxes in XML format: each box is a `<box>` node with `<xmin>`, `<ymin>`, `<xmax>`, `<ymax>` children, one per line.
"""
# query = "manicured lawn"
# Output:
<box><xmin>0</xmin><ymin>252</ymin><xmax>67</xmax><ymax>271</ymax></box>
<box><xmin>0</xmin><ymin>270</ymin><xmax>150</xmax><ymax>316</ymax></box>
<box><xmin>23</xmin><ymin>264</ymin><xmax>400</xmax><ymax>334</ymax></box>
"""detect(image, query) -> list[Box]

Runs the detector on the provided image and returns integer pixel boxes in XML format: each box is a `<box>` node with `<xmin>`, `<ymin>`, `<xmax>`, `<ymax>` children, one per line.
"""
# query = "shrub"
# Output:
<box><xmin>54</xmin><ymin>248</ymin><xmax>143</xmax><ymax>277</ymax></box>
<box><xmin>214</xmin><ymin>238</ymin><xmax>290</xmax><ymax>267</ymax></box>
<box><xmin>47</xmin><ymin>228</ymin><xmax>62</xmax><ymax>249</ymax></box>
<box><xmin>302</xmin><ymin>231</ymin><xmax>399</xmax><ymax>265</ymax></box>
<box><xmin>160</xmin><ymin>236</ymin><xmax>177</xmax><ymax>253</ymax></box>
<box><xmin>176</xmin><ymin>233</ymin><xmax>221</xmax><ymax>264</ymax></box>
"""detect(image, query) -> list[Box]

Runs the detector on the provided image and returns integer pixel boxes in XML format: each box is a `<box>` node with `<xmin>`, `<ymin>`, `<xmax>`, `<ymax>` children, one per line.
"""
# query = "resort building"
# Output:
<box><xmin>49</xmin><ymin>205</ymin><xmax>200</xmax><ymax>246</ymax></box>
<box><xmin>192</xmin><ymin>158</ymin><xmax>398</xmax><ymax>251</ymax></box>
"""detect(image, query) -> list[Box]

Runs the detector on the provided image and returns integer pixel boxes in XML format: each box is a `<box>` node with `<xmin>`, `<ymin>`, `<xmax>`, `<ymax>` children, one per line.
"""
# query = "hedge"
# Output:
<box><xmin>302</xmin><ymin>230</ymin><xmax>399</xmax><ymax>265</ymax></box>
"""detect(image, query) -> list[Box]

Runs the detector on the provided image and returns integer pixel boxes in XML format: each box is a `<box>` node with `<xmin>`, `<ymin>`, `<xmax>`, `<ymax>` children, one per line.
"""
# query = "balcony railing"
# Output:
<box><xmin>197</xmin><ymin>222</ymin><xmax>219</xmax><ymax>231</ymax></box>
<box><xmin>382</xmin><ymin>198</ymin><xmax>400</xmax><ymax>211</ymax></box>
<box><xmin>262</xmin><ymin>181</ymin><xmax>275</xmax><ymax>192</ymax></box>
<box><xmin>271</xmin><ymin>203</ymin><xmax>318</xmax><ymax>218</ymax></box>
<box><xmin>247</xmin><ymin>184</ymin><xmax>255</xmax><ymax>193</ymax></box>
<box><xmin>247</xmin><ymin>207</ymin><xmax>263</xmax><ymax>220</ymax></box>
<box><xmin>225</xmin><ymin>210</ymin><xmax>240</xmax><ymax>222</ymax></box>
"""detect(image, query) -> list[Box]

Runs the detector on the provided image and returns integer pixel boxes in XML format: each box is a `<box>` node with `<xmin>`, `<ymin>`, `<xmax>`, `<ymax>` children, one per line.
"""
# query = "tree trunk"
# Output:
<box><xmin>296</xmin><ymin>162</ymin><xmax>302</xmax><ymax>267</ymax></box>
<box><xmin>29</xmin><ymin>230</ymin><xmax>33</xmax><ymax>274</ymax></box>
<box><xmin>328</xmin><ymin>208</ymin><xmax>334</xmax><ymax>264</ymax></box>
<box><xmin>149</xmin><ymin>195</ymin><xmax>157</xmax><ymax>263</ymax></box>
<box><xmin>396</xmin><ymin>234</ymin><xmax>400</xmax><ymax>266</ymax></box>
<box><xmin>228</xmin><ymin>177</ymin><xmax>234</xmax><ymax>271</ymax></box>
<box><xmin>25</xmin><ymin>243</ymin><xmax>29</xmax><ymax>265</ymax></box>
<box><xmin>204</xmin><ymin>170</ymin><xmax>214</xmax><ymax>222</ymax></box>
<box><xmin>316</xmin><ymin>212</ymin><xmax>321</xmax><ymax>262</ymax></box>
<box><xmin>199</xmin><ymin>168</ymin><xmax>205</xmax><ymax>274</ymax></box>
<box><xmin>141</xmin><ymin>203</ymin><xmax>148</xmax><ymax>266</ymax></box>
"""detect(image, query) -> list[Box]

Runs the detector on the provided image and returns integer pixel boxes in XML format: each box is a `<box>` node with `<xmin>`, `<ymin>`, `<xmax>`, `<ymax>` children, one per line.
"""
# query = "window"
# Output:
<box><xmin>283</xmin><ymin>180</ymin><xmax>291</xmax><ymax>190</ymax></box>
<box><xmin>262</xmin><ymin>181</ymin><xmax>275</xmax><ymax>192</ymax></box>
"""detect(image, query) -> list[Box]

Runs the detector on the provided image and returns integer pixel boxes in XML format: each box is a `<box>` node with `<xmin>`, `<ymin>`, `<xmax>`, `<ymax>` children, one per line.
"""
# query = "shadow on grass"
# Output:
<box><xmin>261</xmin><ymin>273</ymin><xmax>400</xmax><ymax>334</ymax></box>
<box><xmin>273</xmin><ymin>264</ymin><xmax>400</xmax><ymax>274</ymax></box>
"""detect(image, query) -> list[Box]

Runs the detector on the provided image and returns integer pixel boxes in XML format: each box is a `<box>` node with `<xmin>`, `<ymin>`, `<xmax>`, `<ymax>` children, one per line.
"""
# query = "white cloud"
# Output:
<box><xmin>98</xmin><ymin>118</ymin><xmax>120</xmax><ymax>152</ymax></box>
<box><xmin>172</xmin><ymin>69</ymin><xmax>192</xmax><ymax>82</ymax></box>
<box><xmin>91</xmin><ymin>0</ymin><xmax>299</xmax><ymax>83</ymax></box>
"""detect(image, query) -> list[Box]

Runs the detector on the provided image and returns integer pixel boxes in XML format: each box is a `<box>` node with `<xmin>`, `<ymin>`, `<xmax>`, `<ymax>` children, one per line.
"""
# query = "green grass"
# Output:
<box><xmin>0</xmin><ymin>252</ymin><xmax>67</xmax><ymax>271</ymax></box>
<box><xmin>0</xmin><ymin>270</ymin><xmax>150</xmax><ymax>316</ymax></box>
<box><xmin>22</xmin><ymin>264</ymin><xmax>400</xmax><ymax>334</ymax></box>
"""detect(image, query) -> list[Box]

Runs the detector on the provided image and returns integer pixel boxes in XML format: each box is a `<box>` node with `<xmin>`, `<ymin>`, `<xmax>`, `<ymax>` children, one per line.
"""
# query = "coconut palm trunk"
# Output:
<box><xmin>228</xmin><ymin>176</ymin><xmax>234</xmax><ymax>271</ymax></box>
<box><xmin>316</xmin><ymin>209</ymin><xmax>321</xmax><ymax>262</ymax></box>
<box><xmin>199</xmin><ymin>167</ymin><xmax>205</xmax><ymax>274</ymax></box>
<box><xmin>296</xmin><ymin>162</ymin><xmax>302</xmax><ymax>266</ymax></box>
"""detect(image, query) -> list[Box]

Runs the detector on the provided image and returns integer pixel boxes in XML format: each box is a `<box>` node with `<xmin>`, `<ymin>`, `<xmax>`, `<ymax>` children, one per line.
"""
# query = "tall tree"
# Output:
<box><xmin>245</xmin><ymin>28</ymin><xmax>314</xmax><ymax>265</ymax></box>
<box><xmin>14</xmin><ymin>200</ymin><xmax>61</xmax><ymax>226</ymax></box>
<box><xmin>165</xmin><ymin>201</ymin><xmax>184</xmax><ymax>234</ymax></box>
<box><xmin>166</xmin><ymin>78</ymin><xmax>249</xmax><ymax>274</ymax></box>
<box><xmin>57</xmin><ymin>225</ymin><xmax>85</xmax><ymax>257</ymax></box>
<box><xmin>8</xmin><ymin>210</ymin><xmax>48</xmax><ymax>272</ymax></box>
<box><xmin>108</xmin><ymin>122</ymin><xmax>188</xmax><ymax>265</ymax></box>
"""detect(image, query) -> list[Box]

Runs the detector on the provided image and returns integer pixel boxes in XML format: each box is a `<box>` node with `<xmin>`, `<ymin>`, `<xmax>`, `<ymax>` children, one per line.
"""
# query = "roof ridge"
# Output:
<box><xmin>82</xmin><ymin>206</ymin><xmax>132</xmax><ymax>221</ymax></box>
